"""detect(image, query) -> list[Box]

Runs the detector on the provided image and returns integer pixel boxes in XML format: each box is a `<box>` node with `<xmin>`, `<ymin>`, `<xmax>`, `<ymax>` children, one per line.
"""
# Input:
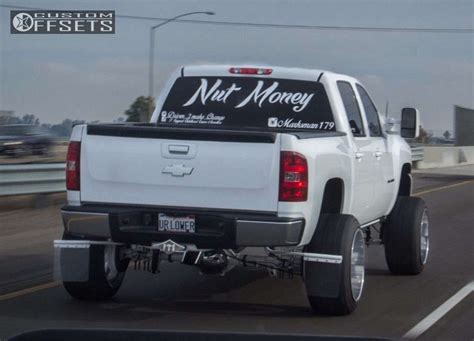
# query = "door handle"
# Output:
<box><xmin>168</xmin><ymin>144</ymin><xmax>190</xmax><ymax>155</ymax></box>
<box><xmin>355</xmin><ymin>152</ymin><xmax>364</xmax><ymax>160</ymax></box>
<box><xmin>374</xmin><ymin>151</ymin><xmax>383</xmax><ymax>158</ymax></box>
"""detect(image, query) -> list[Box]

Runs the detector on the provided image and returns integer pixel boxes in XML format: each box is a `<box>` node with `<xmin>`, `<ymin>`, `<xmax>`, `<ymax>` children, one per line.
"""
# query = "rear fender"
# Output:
<box><xmin>278</xmin><ymin>134</ymin><xmax>352</xmax><ymax>246</ymax></box>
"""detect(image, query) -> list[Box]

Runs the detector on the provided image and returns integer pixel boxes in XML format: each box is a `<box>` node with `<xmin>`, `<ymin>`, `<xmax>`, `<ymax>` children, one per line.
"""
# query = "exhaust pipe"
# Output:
<box><xmin>194</xmin><ymin>251</ymin><xmax>228</xmax><ymax>274</ymax></box>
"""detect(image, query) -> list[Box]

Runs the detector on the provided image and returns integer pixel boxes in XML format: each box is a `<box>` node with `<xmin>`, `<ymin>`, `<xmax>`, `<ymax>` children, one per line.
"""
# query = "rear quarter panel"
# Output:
<box><xmin>279</xmin><ymin>134</ymin><xmax>353</xmax><ymax>246</ymax></box>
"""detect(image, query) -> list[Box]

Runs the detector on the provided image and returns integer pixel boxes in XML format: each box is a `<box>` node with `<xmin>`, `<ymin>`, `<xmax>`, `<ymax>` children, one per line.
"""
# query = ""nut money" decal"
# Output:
<box><xmin>183</xmin><ymin>78</ymin><xmax>315</xmax><ymax>113</ymax></box>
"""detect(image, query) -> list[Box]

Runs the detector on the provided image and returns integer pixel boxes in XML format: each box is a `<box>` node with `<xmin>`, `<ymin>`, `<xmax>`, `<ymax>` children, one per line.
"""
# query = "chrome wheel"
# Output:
<box><xmin>351</xmin><ymin>228</ymin><xmax>365</xmax><ymax>302</ymax></box>
<box><xmin>420</xmin><ymin>209</ymin><xmax>429</xmax><ymax>265</ymax></box>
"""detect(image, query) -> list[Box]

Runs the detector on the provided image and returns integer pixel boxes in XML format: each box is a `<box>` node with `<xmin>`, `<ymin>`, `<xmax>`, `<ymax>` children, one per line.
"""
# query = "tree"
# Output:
<box><xmin>22</xmin><ymin>114</ymin><xmax>40</xmax><ymax>125</ymax></box>
<box><xmin>0</xmin><ymin>114</ymin><xmax>39</xmax><ymax>125</ymax></box>
<box><xmin>443</xmin><ymin>130</ymin><xmax>451</xmax><ymax>140</ymax></box>
<box><xmin>124</xmin><ymin>96</ymin><xmax>155</xmax><ymax>122</ymax></box>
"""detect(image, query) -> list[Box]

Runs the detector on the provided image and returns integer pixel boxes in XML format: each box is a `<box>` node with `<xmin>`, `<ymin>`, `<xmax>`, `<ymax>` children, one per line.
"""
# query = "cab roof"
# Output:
<box><xmin>182</xmin><ymin>64</ymin><xmax>349</xmax><ymax>83</ymax></box>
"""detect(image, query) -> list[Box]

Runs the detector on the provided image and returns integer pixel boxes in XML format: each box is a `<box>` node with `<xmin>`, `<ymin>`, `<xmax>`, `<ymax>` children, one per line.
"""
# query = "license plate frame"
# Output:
<box><xmin>158</xmin><ymin>213</ymin><xmax>196</xmax><ymax>233</ymax></box>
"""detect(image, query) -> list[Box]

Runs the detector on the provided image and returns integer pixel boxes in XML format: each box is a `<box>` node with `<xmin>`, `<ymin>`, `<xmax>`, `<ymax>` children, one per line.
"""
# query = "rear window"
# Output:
<box><xmin>159</xmin><ymin>76</ymin><xmax>335</xmax><ymax>131</ymax></box>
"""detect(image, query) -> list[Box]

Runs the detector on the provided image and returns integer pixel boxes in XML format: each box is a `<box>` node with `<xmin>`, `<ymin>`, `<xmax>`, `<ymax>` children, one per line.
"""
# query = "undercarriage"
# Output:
<box><xmin>54</xmin><ymin>239</ymin><xmax>345</xmax><ymax>281</ymax></box>
<box><xmin>54</xmin><ymin>207</ymin><xmax>429</xmax><ymax>317</ymax></box>
<box><xmin>54</xmin><ymin>219</ymin><xmax>388</xmax><ymax>281</ymax></box>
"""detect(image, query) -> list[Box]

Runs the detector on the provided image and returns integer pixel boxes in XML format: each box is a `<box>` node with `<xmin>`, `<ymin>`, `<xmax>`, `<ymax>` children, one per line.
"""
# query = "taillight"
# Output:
<box><xmin>229</xmin><ymin>67</ymin><xmax>272</xmax><ymax>75</ymax></box>
<box><xmin>279</xmin><ymin>151</ymin><xmax>308</xmax><ymax>202</ymax></box>
<box><xmin>66</xmin><ymin>141</ymin><xmax>81</xmax><ymax>191</ymax></box>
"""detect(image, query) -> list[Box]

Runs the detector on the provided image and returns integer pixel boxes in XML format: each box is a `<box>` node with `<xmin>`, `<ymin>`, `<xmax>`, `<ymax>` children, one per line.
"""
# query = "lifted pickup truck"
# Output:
<box><xmin>55</xmin><ymin>65</ymin><xmax>429</xmax><ymax>315</ymax></box>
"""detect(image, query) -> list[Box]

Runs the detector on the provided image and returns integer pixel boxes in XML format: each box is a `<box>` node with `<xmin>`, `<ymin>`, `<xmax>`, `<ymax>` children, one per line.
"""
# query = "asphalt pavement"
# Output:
<box><xmin>0</xmin><ymin>174</ymin><xmax>473</xmax><ymax>340</ymax></box>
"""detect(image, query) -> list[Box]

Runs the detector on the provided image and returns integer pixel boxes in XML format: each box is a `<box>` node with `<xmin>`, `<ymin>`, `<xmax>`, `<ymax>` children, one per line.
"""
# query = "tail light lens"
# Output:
<box><xmin>66</xmin><ymin>141</ymin><xmax>81</xmax><ymax>191</ymax></box>
<box><xmin>279</xmin><ymin>151</ymin><xmax>308</xmax><ymax>202</ymax></box>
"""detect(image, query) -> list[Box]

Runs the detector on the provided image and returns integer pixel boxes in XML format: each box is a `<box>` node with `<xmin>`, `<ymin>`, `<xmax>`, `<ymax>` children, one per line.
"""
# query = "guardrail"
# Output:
<box><xmin>0</xmin><ymin>163</ymin><xmax>65</xmax><ymax>196</ymax></box>
<box><xmin>410</xmin><ymin>145</ymin><xmax>424</xmax><ymax>162</ymax></box>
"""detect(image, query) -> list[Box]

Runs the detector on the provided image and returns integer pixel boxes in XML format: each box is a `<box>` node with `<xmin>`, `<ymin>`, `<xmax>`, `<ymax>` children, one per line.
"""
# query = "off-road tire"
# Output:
<box><xmin>303</xmin><ymin>214</ymin><xmax>365</xmax><ymax>315</ymax></box>
<box><xmin>383</xmin><ymin>196</ymin><xmax>428</xmax><ymax>275</ymax></box>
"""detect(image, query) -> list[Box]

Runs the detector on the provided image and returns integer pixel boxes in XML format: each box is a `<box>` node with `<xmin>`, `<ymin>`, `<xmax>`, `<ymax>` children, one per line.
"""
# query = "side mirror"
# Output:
<box><xmin>401</xmin><ymin>108</ymin><xmax>420</xmax><ymax>138</ymax></box>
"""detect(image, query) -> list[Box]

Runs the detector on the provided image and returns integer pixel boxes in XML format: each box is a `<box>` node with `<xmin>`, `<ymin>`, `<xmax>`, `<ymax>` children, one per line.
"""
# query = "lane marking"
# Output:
<box><xmin>0</xmin><ymin>281</ymin><xmax>59</xmax><ymax>301</ymax></box>
<box><xmin>413</xmin><ymin>179</ymin><xmax>474</xmax><ymax>196</ymax></box>
<box><xmin>403</xmin><ymin>281</ymin><xmax>474</xmax><ymax>339</ymax></box>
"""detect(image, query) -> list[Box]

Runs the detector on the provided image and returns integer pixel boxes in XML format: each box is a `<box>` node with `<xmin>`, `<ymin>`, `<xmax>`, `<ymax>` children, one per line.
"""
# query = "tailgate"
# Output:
<box><xmin>80</xmin><ymin>125</ymin><xmax>281</xmax><ymax>212</ymax></box>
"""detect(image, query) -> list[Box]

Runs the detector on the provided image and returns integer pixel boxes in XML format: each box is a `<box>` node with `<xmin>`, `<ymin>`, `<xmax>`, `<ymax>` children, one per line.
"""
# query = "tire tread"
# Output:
<box><xmin>384</xmin><ymin>196</ymin><xmax>426</xmax><ymax>275</ymax></box>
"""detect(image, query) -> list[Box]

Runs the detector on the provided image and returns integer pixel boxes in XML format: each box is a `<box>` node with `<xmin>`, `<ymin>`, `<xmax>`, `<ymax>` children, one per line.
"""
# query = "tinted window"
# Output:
<box><xmin>337</xmin><ymin>81</ymin><xmax>365</xmax><ymax>136</ymax></box>
<box><xmin>160</xmin><ymin>76</ymin><xmax>335</xmax><ymax>131</ymax></box>
<box><xmin>356</xmin><ymin>84</ymin><xmax>382</xmax><ymax>137</ymax></box>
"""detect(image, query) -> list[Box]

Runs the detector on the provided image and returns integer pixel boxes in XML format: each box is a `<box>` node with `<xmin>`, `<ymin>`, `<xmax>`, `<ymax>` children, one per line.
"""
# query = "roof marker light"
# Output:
<box><xmin>229</xmin><ymin>67</ymin><xmax>273</xmax><ymax>75</ymax></box>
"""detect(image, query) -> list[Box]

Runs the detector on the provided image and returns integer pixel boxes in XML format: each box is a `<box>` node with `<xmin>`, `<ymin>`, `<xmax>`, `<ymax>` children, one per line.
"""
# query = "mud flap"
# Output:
<box><xmin>54</xmin><ymin>240</ymin><xmax>91</xmax><ymax>282</ymax></box>
<box><xmin>304</xmin><ymin>262</ymin><xmax>342</xmax><ymax>298</ymax></box>
<box><xmin>54</xmin><ymin>240</ymin><xmax>123</xmax><ymax>282</ymax></box>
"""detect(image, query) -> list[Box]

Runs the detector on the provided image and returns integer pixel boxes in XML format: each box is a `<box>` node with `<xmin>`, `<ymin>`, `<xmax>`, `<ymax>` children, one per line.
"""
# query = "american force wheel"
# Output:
<box><xmin>383</xmin><ymin>196</ymin><xmax>429</xmax><ymax>275</ymax></box>
<box><xmin>303</xmin><ymin>214</ymin><xmax>366</xmax><ymax>315</ymax></box>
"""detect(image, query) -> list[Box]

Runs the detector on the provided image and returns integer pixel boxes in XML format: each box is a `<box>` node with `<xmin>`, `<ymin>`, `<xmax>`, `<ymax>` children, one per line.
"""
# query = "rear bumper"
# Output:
<box><xmin>61</xmin><ymin>205</ymin><xmax>304</xmax><ymax>248</ymax></box>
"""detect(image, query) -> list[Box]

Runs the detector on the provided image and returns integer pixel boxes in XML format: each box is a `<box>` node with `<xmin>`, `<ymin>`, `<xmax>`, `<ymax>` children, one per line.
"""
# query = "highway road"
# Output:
<box><xmin>0</xmin><ymin>174</ymin><xmax>473</xmax><ymax>340</ymax></box>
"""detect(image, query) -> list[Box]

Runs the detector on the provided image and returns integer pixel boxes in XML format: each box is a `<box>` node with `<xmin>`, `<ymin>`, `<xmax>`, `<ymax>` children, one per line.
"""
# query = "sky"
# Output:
<box><xmin>0</xmin><ymin>0</ymin><xmax>473</xmax><ymax>135</ymax></box>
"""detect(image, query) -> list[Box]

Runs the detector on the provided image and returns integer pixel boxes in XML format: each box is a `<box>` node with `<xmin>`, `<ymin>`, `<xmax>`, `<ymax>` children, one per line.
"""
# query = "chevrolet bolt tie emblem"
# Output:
<box><xmin>162</xmin><ymin>164</ymin><xmax>194</xmax><ymax>177</ymax></box>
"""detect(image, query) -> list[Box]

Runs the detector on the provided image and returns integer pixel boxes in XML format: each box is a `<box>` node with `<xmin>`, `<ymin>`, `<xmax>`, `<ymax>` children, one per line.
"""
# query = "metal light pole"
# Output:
<box><xmin>147</xmin><ymin>11</ymin><xmax>215</xmax><ymax>121</ymax></box>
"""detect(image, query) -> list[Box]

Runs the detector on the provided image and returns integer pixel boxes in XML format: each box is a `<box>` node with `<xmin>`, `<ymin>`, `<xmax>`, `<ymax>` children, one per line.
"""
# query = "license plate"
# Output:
<box><xmin>158</xmin><ymin>214</ymin><xmax>195</xmax><ymax>233</ymax></box>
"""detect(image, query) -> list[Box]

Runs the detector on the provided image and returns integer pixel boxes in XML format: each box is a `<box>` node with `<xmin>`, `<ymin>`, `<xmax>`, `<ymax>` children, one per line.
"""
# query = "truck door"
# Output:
<box><xmin>355</xmin><ymin>84</ymin><xmax>395</xmax><ymax>218</ymax></box>
<box><xmin>336</xmin><ymin>81</ymin><xmax>375</xmax><ymax>224</ymax></box>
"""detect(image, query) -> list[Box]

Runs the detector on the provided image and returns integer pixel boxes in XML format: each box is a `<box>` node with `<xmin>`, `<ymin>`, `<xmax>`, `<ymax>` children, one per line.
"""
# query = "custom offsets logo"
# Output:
<box><xmin>10</xmin><ymin>10</ymin><xmax>115</xmax><ymax>34</ymax></box>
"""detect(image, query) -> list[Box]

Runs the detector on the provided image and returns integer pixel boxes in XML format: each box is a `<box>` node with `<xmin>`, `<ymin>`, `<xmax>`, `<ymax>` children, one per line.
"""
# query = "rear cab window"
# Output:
<box><xmin>159</xmin><ymin>76</ymin><xmax>335</xmax><ymax>132</ymax></box>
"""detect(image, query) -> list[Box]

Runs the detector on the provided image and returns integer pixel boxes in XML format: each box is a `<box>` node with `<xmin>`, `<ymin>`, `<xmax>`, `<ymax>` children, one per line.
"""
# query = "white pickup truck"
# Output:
<box><xmin>55</xmin><ymin>65</ymin><xmax>429</xmax><ymax>315</ymax></box>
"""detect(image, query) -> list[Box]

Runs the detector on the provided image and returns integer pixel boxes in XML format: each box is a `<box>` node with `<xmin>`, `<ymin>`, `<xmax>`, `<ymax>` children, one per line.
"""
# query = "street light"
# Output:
<box><xmin>147</xmin><ymin>11</ymin><xmax>215</xmax><ymax>120</ymax></box>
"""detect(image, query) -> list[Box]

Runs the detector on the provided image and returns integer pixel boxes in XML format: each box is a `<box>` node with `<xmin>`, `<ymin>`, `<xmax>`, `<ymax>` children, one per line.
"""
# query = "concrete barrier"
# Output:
<box><xmin>415</xmin><ymin>146</ymin><xmax>474</xmax><ymax>169</ymax></box>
